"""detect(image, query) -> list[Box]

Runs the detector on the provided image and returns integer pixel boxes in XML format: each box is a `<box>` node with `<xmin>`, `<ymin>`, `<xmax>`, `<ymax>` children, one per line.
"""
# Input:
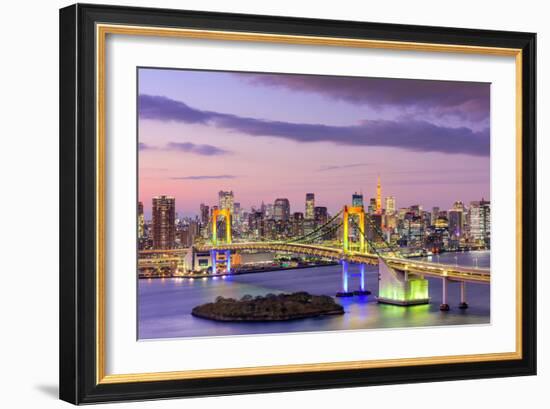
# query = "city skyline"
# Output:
<box><xmin>138</xmin><ymin>68</ymin><xmax>490</xmax><ymax>218</ymax></box>
<box><xmin>139</xmin><ymin>189</ymin><xmax>488</xmax><ymax>222</ymax></box>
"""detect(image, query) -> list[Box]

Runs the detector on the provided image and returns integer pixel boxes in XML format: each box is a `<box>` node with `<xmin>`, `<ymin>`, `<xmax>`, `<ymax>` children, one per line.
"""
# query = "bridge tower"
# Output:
<box><xmin>342</xmin><ymin>205</ymin><xmax>365</xmax><ymax>253</ymax></box>
<box><xmin>210</xmin><ymin>208</ymin><xmax>232</xmax><ymax>274</ymax></box>
<box><xmin>337</xmin><ymin>205</ymin><xmax>371</xmax><ymax>297</ymax></box>
<box><xmin>211</xmin><ymin>208</ymin><xmax>231</xmax><ymax>245</ymax></box>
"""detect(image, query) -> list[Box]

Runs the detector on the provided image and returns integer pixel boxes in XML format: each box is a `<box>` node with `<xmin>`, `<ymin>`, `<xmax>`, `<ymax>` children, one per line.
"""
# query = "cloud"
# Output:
<box><xmin>319</xmin><ymin>163</ymin><xmax>371</xmax><ymax>171</ymax></box>
<box><xmin>139</xmin><ymin>94</ymin><xmax>489</xmax><ymax>157</ymax></box>
<box><xmin>138</xmin><ymin>142</ymin><xmax>157</xmax><ymax>151</ymax></box>
<box><xmin>243</xmin><ymin>74</ymin><xmax>490</xmax><ymax>123</ymax></box>
<box><xmin>171</xmin><ymin>175</ymin><xmax>237</xmax><ymax>180</ymax></box>
<box><xmin>166</xmin><ymin>142</ymin><xmax>231</xmax><ymax>156</ymax></box>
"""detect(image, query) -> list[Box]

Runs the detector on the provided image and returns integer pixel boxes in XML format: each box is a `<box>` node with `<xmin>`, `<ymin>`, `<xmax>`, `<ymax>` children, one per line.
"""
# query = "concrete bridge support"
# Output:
<box><xmin>336</xmin><ymin>261</ymin><xmax>372</xmax><ymax>297</ymax></box>
<box><xmin>459</xmin><ymin>281</ymin><xmax>468</xmax><ymax>309</ymax></box>
<box><xmin>377</xmin><ymin>258</ymin><xmax>430</xmax><ymax>306</ymax></box>
<box><xmin>353</xmin><ymin>263</ymin><xmax>371</xmax><ymax>296</ymax></box>
<box><xmin>210</xmin><ymin>249</ymin><xmax>231</xmax><ymax>274</ymax></box>
<box><xmin>440</xmin><ymin>277</ymin><xmax>450</xmax><ymax>311</ymax></box>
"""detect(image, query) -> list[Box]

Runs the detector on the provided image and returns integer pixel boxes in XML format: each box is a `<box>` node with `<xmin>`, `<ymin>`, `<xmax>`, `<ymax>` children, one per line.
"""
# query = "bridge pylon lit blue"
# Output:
<box><xmin>210</xmin><ymin>249</ymin><xmax>231</xmax><ymax>274</ymax></box>
<box><xmin>336</xmin><ymin>260</ymin><xmax>371</xmax><ymax>297</ymax></box>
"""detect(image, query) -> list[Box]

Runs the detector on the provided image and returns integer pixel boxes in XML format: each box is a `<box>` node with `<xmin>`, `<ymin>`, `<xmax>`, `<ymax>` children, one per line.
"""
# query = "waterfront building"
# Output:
<box><xmin>152</xmin><ymin>195</ymin><xmax>175</xmax><ymax>249</ymax></box>
<box><xmin>305</xmin><ymin>193</ymin><xmax>315</xmax><ymax>220</ymax></box>
<box><xmin>274</xmin><ymin>198</ymin><xmax>290</xmax><ymax>222</ymax></box>
<box><xmin>469</xmin><ymin>199</ymin><xmax>491</xmax><ymax>246</ymax></box>
<box><xmin>448</xmin><ymin>207</ymin><xmax>464</xmax><ymax>239</ymax></box>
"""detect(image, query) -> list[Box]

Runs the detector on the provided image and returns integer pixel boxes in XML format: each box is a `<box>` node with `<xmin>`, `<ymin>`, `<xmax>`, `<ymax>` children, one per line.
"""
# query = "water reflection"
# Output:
<box><xmin>138</xmin><ymin>251</ymin><xmax>490</xmax><ymax>340</ymax></box>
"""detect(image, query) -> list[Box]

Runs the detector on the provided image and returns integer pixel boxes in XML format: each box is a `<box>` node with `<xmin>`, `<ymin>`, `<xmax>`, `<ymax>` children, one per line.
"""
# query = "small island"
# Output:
<box><xmin>191</xmin><ymin>292</ymin><xmax>344</xmax><ymax>322</ymax></box>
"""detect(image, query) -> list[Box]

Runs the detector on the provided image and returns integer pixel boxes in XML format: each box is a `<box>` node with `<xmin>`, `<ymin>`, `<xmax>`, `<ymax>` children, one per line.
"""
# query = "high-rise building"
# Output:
<box><xmin>199</xmin><ymin>203</ymin><xmax>209</xmax><ymax>226</ymax></box>
<box><xmin>453</xmin><ymin>201</ymin><xmax>465</xmax><ymax>212</ymax></box>
<box><xmin>431</xmin><ymin>206</ymin><xmax>440</xmax><ymax>225</ymax></box>
<box><xmin>448</xmin><ymin>209</ymin><xmax>464</xmax><ymax>239</ymax></box>
<box><xmin>152</xmin><ymin>195</ymin><xmax>175</xmax><ymax>249</ymax></box>
<box><xmin>137</xmin><ymin>201</ymin><xmax>144</xmax><ymax>239</ymax></box>
<box><xmin>385</xmin><ymin>196</ymin><xmax>395</xmax><ymax>214</ymax></box>
<box><xmin>233</xmin><ymin>202</ymin><xmax>241</xmax><ymax>225</ymax></box>
<box><xmin>376</xmin><ymin>175</ymin><xmax>382</xmax><ymax>214</ymax></box>
<box><xmin>305</xmin><ymin>193</ymin><xmax>315</xmax><ymax>220</ymax></box>
<box><xmin>218</xmin><ymin>191</ymin><xmax>234</xmax><ymax>214</ymax></box>
<box><xmin>292</xmin><ymin>212</ymin><xmax>305</xmax><ymax>237</ymax></box>
<box><xmin>273</xmin><ymin>198</ymin><xmax>290</xmax><ymax>222</ymax></box>
<box><xmin>248</xmin><ymin>211</ymin><xmax>264</xmax><ymax>239</ymax></box>
<box><xmin>469</xmin><ymin>199</ymin><xmax>490</xmax><ymax>246</ymax></box>
<box><xmin>409</xmin><ymin>204</ymin><xmax>422</xmax><ymax>216</ymax></box>
<box><xmin>352</xmin><ymin>192</ymin><xmax>364</xmax><ymax>208</ymax></box>
<box><xmin>265</xmin><ymin>203</ymin><xmax>274</xmax><ymax>219</ymax></box>
<box><xmin>448</xmin><ymin>201</ymin><xmax>465</xmax><ymax>240</ymax></box>
<box><xmin>368</xmin><ymin>198</ymin><xmax>376</xmax><ymax>214</ymax></box>
<box><xmin>366</xmin><ymin>213</ymin><xmax>383</xmax><ymax>243</ymax></box>
<box><xmin>314</xmin><ymin>206</ymin><xmax>328</xmax><ymax>226</ymax></box>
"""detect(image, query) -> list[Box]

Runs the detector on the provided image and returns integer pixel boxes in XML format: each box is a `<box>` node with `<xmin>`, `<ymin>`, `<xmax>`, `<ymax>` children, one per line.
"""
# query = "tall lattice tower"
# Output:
<box><xmin>376</xmin><ymin>175</ymin><xmax>382</xmax><ymax>214</ymax></box>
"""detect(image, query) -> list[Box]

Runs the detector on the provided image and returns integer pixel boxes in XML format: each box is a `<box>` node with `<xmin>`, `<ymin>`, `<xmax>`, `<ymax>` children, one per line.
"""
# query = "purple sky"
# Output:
<box><xmin>138</xmin><ymin>68</ymin><xmax>490</xmax><ymax>218</ymax></box>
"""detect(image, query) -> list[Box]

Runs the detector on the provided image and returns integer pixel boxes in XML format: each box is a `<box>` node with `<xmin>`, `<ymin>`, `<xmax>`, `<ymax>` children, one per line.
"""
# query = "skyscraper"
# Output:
<box><xmin>218</xmin><ymin>191</ymin><xmax>234</xmax><ymax>214</ymax></box>
<box><xmin>199</xmin><ymin>203</ymin><xmax>209</xmax><ymax>226</ymax></box>
<box><xmin>314</xmin><ymin>206</ymin><xmax>328</xmax><ymax>226</ymax></box>
<box><xmin>448</xmin><ymin>209</ymin><xmax>464</xmax><ymax>239</ymax></box>
<box><xmin>376</xmin><ymin>175</ymin><xmax>382</xmax><ymax>214</ymax></box>
<box><xmin>137</xmin><ymin>201</ymin><xmax>144</xmax><ymax>239</ymax></box>
<box><xmin>431</xmin><ymin>206</ymin><xmax>440</xmax><ymax>225</ymax></box>
<box><xmin>233</xmin><ymin>202</ymin><xmax>241</xmax><ymax>225</ymax></box>
<box><xmin>273</xmin><ymin>198</ymin><xmax>290</xmax><ymax>222</ymax></box>
<box><xmin>368</xmin><ymin>198</ymin><xmax>376</xmax><ymax>214</ymax></box>
<box><xmin>292</xmin><ymin>212</ymin><xmax>305</xmax><ymax>237</ymax></box>
<box><xmin>152</xmin><ymin>195</ymin><xmax>175</xmax><ymax>249</ymax></box>
<box><xmin>352</xmin><ymin>192</ymin><xmax>364</xmax><ymax>208</ymax></box>
<box><xmin>469</xmin><ymin>199</ymin><xmax>490</xmax><ymax>246</ymax></box>
<box><xmin>305</xmin><ymin>193</ymin><xmax>315</xmax><ymax>220</ymax></box>
<box><xmin>448</xmin><ymin>201</ymin><xmax>465</xmax><ymax>240</ymax></box>
<box><xmin>385</xmin><ymin>196</ymin><xmax>396</xmax><ymax>214</ymax></box>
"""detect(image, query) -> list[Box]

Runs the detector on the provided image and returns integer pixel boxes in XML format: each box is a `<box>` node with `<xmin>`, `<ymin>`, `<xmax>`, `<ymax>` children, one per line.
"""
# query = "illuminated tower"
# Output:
<box><xmin>305</xmin><ymin>193</ymin><xmax>315</xmax><ymax>220</ymax></box>
<box><xmin>376</xmin><ymin>175</ymin><xmax>382</xmax><ymax>214</ymax></box>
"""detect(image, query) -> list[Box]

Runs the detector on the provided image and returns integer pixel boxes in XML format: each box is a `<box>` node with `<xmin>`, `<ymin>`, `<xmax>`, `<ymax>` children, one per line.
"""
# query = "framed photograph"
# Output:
<box><xmin>59</xmin><ymin>3</ymin><xmax>536</xmax><ymax>404</ymax></box>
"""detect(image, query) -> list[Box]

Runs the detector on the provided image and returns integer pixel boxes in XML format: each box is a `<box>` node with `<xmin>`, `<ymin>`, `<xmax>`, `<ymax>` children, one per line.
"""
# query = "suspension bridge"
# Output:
<box><xmin>195</xmin><ymin>205</ymin><xmax>490</xmax><ymax>310</ymax></box>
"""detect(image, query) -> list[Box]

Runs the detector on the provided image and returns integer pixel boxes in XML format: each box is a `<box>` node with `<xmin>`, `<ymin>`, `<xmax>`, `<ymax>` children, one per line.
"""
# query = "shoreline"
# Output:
<box><xmin>139</xmin><ymin>262</ymin><xmax>338</xmax><ymax>280</ymax></box>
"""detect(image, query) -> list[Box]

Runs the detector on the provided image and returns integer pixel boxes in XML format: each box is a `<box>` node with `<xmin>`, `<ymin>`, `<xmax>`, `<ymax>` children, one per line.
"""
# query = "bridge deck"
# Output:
<box><xmin>194</xmin><ymin>242</ymin><xmax>490</xmax><ymax>283</ymax></box>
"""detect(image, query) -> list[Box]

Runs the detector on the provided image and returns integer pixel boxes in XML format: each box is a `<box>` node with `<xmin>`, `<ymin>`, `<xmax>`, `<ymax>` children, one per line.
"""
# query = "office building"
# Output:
<box><xmin>152</xmin><ymin>195</ymin><xmax>175</xmax><ymax>249</ymax></box>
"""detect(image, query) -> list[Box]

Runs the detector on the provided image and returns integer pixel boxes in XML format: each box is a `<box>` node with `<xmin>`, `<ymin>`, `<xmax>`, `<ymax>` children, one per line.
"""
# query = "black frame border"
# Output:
<box><xmin>59</xmin><ymin>3</ymin><xmax>536</xmax><ymax>404</ymax></box>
